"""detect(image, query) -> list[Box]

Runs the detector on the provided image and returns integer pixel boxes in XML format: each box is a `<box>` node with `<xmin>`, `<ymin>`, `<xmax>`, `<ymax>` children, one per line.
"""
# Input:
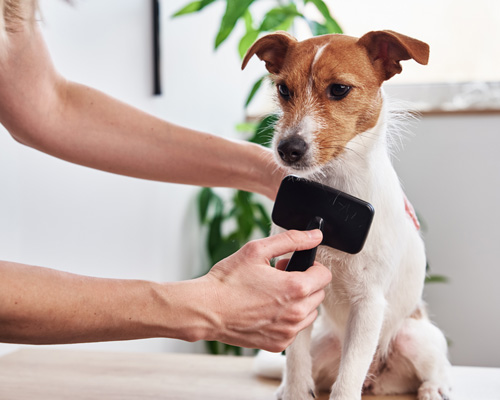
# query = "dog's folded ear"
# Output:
<box><xmin>241</xmin><ymin>31</ymin><xmax>297</xmax><ymax>74</ymax></box>
<box><xmin>358</xmin><ymin>30</ymin><xmax>430</xmax><ymax>81</ymax></box>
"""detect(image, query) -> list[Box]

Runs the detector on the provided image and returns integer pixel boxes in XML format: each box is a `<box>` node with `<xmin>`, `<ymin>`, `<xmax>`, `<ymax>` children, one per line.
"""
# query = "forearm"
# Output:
<box><xmin>0</xmin><ymin>261</ymin><xmax>213</xmax><ymax>344</ymax></box>
<box><xmin>0</xmin><ymin>24</ymin><xmax>283</xmax><ymax>199</ymax></box>
<box><xmin>41</xmin><ymin>81</ymin><xmax>281</xmax><ymax>199</ymax></box>
<box><xmin>0</xmin><ymin>231</ymin><xmax>331</xmax><ymax>351</ymax></box>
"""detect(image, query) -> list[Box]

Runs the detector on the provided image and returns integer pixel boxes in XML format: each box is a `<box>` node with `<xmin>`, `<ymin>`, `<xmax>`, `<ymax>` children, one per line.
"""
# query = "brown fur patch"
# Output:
<box><xmin>410</xmin><ymin>304</ymin><xmax>428</xmax><ymax>320</ymax></box>
<box><xmin>242</xmin><ymin>31</ymin><xmax>429</xmax><ymax>170</ymax></box>
<box><xmin>272</xmin><ymin>35</ymin><xmax>383</xmax><ymax>166</ymax></box>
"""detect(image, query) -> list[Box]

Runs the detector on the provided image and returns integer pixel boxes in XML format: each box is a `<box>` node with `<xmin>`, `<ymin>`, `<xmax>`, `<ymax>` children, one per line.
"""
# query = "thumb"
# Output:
<box><xmin>254</xmin><ymin>229</ymin><xmax>323</xmax><ymax>260</ymax></box>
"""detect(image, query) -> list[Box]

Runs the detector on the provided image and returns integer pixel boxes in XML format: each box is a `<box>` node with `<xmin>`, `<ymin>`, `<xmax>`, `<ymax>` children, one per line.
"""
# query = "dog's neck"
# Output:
<box><xmin>294</xmin><ymin>95</ymin><xmax>397</xmax><ymax>205</ymax></box>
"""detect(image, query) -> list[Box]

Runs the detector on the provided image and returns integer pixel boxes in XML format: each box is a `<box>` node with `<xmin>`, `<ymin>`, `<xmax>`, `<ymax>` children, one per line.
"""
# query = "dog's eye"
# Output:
<box><xmin>278</xmin><ymin>84</ymin><xmax>291</xmax><ymax>99</ymax></box>
<box><xmin>328</xmin><ymin>84</ymin><xmax>351</xmax><ymax>100</ymax></box>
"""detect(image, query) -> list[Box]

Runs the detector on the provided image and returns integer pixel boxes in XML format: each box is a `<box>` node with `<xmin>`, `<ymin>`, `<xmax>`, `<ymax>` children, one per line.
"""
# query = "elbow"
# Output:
<box><xmin>2</xmin><ymin>77</ymin><xmax>69</xmax><ymax>152</ymax></box>
<box><xmin>4</xmin><ymin>124</ymin><xmax>44</xmax><ymax>151</ymax></box>
<box><xmin>9</xmin><ymin>129</ymin><xmax>33</xmax><ymax>147</ymax></box>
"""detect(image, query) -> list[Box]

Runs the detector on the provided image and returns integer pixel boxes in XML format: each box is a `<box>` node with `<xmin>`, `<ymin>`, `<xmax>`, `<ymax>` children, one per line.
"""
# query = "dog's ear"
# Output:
<box><xmin>358</xmin><ymin>30</ymin><xmax>429</xmax><ymax>81</ymax></box>
<box><xmin>241</xmin><ymin>31</ymin><xmax>297</xmax><ymax>74</ymax></box>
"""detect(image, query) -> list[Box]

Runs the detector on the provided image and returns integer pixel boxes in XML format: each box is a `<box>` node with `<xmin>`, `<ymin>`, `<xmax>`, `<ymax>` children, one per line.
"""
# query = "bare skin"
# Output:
<box><xmin>0</xmin><ymin>8</ymin><xmax>332</xmax><ymax>350</ymax></box>
<box><xmin>0</xmin><ymin>21</ymin><xmax>283</xmax><ymax>201</ymax></box>
<box><xmin>0</xmin><ymin>230</ymin><xmax>330</xmax><ymax>351</ymax></box>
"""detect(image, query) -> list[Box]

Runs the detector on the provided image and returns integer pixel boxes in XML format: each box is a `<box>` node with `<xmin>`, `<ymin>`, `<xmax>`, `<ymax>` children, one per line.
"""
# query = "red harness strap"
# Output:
<box><xmin>404</xmin><ymin>193</ymin><xmax>420</xmax><ymax>231</ymax></box>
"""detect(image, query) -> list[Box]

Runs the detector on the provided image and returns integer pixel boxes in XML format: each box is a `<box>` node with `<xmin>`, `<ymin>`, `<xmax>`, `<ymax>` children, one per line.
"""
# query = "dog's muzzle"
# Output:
<box><xmin>277</xmin><ymin>135</ymin><xmax>308</xmax><ymax>165</ymax></box>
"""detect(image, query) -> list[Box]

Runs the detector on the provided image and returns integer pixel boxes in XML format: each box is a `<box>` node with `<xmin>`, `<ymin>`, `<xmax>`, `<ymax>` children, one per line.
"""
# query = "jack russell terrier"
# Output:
<box><xmin>242</xmin><ymin>30</ymin><xmax>452</xmax><ymax>400</ymax></box>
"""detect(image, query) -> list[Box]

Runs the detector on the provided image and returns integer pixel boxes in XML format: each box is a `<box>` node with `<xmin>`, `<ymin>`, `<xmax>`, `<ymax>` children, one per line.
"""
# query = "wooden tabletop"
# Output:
<box><xmin>0</xmin><ymin>349</ymin><xmax>498</xmax><ymax>400</ymax></box>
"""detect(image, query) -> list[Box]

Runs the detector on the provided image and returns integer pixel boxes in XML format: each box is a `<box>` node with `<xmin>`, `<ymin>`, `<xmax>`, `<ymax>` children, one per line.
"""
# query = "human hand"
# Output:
<box><xmin>199</xmin><ymin>230</ymin><xmax>332</xmax><ymax>352</ymax></box>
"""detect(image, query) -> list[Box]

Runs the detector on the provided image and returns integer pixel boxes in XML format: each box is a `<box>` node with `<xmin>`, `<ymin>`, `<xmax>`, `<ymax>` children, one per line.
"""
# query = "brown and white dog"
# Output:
<box><xmin>242</xmin><ymin>31</ymin><xmax>452</xmax><ymax>400</ymax></box>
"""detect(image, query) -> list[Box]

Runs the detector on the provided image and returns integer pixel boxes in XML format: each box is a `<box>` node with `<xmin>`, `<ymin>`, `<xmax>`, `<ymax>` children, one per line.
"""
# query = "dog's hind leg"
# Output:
<box><xmin>371</xmin><ymin>317</ymin><xmax>452</xmax><ymax>400</ymax></box>
<box><xmin>400</xmin><ymin>317</ymin><xmax>452</xmax><ymax>400</ymax></box>
<box><xmin>277</xmin><ymin>324</ymin><xmax>316</xmax><ymax>400</ymax></box>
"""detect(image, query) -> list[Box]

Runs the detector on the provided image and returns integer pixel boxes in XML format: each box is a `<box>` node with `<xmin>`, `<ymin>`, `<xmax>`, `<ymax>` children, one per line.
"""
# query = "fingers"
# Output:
<box><xmin>297</xmin><ymin>308</ymin><xmax>319</xmax><ymax>335</ymax></box>
<box><xmin>262</xmin><ymin>291</ymin><xmax>324</xmax><ymax>352</ymax></box>
<box><xmin>262</xmin><ymin>264</ymin><xmax>330</xmax><ymax>352</ymax></box>
<box><xmin>294</xmin><ymin>261</ymin><xmax>332</xmax><ymax>295</ymax></box>
<box><xmin>247</xmin><ymin>229</ymin><xmax>323</xmax><ymax>261</ymax></box>
<box><xmin>261</xmin><ymin>312</ymin><xmax>320</xmax><ymax>353</ymax></box>
<box><xmin>276</xmin><ymin>261</ymin><xmax>331</xmax><ymax>299</ymax></box>
<box><xmin>207</xmin><ymin>230</ymin><xmax>330</xmax><ymax>353</ymax></box>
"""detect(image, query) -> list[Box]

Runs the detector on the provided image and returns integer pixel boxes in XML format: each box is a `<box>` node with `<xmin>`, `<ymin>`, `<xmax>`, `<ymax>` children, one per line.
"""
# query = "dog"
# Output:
<box><xmin>242</xmin><ymin>30</ymin><xmax>452</xmax><ymax>400</ymax></box>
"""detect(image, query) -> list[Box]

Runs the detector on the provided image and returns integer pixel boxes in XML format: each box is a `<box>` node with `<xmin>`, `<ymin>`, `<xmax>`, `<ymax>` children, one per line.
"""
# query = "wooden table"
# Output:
<box><xmin>0</xmin><ymin>349</ymin><xmax>498</xmax><ymax>399</ymax></box>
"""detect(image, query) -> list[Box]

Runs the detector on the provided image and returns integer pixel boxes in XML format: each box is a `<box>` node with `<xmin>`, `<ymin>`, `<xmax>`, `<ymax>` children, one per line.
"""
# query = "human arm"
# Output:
<box><xmin>0</xmin><ymin>230</ymin><xmax>331</xmax><ymax>351</ymax></box>
<box><xmin>0</xmin><ymin>21</ymin><xmax>284</xmax><ymax>200</ymax></box>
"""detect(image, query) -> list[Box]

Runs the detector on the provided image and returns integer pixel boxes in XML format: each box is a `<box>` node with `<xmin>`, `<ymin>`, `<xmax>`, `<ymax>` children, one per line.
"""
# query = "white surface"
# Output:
<box><xmin>253</xmin><ymin>351</ymin><xmax>500</xmax><ymax>399</ymax></box>
<box><xmin>451</xmin><ymin>366</ymin><xmax>500</xmax><ymax>400</ymax></box>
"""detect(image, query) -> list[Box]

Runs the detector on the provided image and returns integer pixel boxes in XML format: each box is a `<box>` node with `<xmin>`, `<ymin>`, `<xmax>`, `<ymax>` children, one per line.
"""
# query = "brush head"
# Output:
<box><xmin>272</xmin><ymin>176</ymin><xmax>375</xmax><ymax>254</ymax></box>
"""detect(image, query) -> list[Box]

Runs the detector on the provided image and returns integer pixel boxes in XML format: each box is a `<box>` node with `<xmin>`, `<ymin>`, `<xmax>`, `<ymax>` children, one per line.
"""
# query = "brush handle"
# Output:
<box><xmin>285</xmin><ymin>247</ymin><xmax>319</xmax><ymax>272</ymax></box>
<box><xmin>285</xmin><ymin>217</ymin><xmax>324</xmax><ymax>272</ymax></box>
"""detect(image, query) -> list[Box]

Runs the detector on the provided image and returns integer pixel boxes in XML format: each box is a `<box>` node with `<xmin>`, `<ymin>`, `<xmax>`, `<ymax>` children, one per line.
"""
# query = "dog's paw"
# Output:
<box><xmin>276</xmin><ymin>389</ymin><xmax>316</xmax><ymax>400</ymax></box>
<box><xmin>329</xmin><ymin>383</ymin><xmax>362</xmax><ymax>400</ymax></box>
<box><xmin>418</xmin><ymin>381</ymin><xmax>451</xmax><ymax>400</ymax></box>
<box><xmin>276</xmin><ymin>380</ymin><xmax>316</xmax><ymax>400</ymax></box>
<box><xmin>362</xmin><ymin>380</ymin><xmax>374</xmax><ymax>395</ymax></box>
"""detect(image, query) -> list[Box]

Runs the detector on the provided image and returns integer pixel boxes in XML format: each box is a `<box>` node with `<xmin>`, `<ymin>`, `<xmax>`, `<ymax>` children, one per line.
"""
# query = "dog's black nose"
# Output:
<box><xmin>278</xmin><ymin>136</ymin><xmax>308</xmax><ymax>164</ymax></box>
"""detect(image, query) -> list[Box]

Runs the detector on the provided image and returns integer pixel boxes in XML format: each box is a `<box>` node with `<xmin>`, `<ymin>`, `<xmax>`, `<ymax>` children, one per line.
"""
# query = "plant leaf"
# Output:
<box><xmin>211</xmin><ymin>238</ymin><xmax>241</xmax><ymax>264</ymax></box>
<box><xmin>244</xmin><ymin>75</ymin><xmax>265</xmax><ymax>108</ymax></box>
<box><xmin>198</xmin><ymin>187</ymin><xmax>213</xmax><ymax>223</ymax></box>
<box><xmin>225</xmin><ymin>344</ymin><xmax>242</xmax><ymax>355</ymax></box>
<box><xmin>234</xmin><ymin>190</ymin><xmax>255</xmax><ymax>241</ymax></box>
<box><xmin>206</xmin><ymin>340</ymin><xmax>222</xmax><ymax>354</ymax></box>
<box><xmin>249</xmin><ymin>114</ymin><xmax>279</xmax><ymax>147</ymax></box>
<box><xmin>242</xmin><ymin>9</ymin><xmax>253</xmax><ymax>31</ymax></box>
<box><xmin>238</xmin><ymin>29</ymin><xmax>259</xmax><ymax>59</ymax></box>
<box><xmin>305</xmin><ymin>19</ymin><xmax>329</xmax><ymax>36</ymax></box>
<box><xmin>235</xmin><ymin>121</ymin><xmax>258</xmax><ymax>133</ymax></box>
<box><xmin>273</xmin><ymin>15</ymin><xmax>295</xmax><ymax>32</ymax></box>
<box><xmin>172</xmin><ymin>0</ymin><xmax>216</xmax><ymax>17</ymax></box>
<box><xmin>259</xmin><ymin>4</ymin><xmax>302</xmax><ymax>32</ymax></box>
<box><xmin>215</xmin><ymin>0</ymin><xmax>255</xmax><ymax>49</ymax></box>
<box><xmin>208</xmin><ymin>214</ymin><xmax>223</xmax><ymax>255</ymax></box>
<box><xmin>254</xmin><ymin>203</ymin><xmax>271</xmax><ymax>236</ymax></box>
<box><xmin>425</xmin><ymin>274</ymin><xmax>449</xmax><ymax>284</ymax></box>
<box><xmin>207</xmin><ymin>199</ymin><xmax>224</xmax><ymax>257</ymax></box>
<box><xmin>304</xmin><ymin>0</ymin><xmax>342</xmax><ymax>34</ymax></box>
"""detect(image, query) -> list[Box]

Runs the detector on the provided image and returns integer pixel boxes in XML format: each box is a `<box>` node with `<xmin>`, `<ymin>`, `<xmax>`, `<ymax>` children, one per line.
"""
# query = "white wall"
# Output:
<box><xmin>0</xmin><ymin>0</ymin><xmax>499</xmax><ymax>368</ymax></box>
<box><xmin>394</xmin><ymin>114</ymin><xmax>500</xmax><ymax>368</ymax></box>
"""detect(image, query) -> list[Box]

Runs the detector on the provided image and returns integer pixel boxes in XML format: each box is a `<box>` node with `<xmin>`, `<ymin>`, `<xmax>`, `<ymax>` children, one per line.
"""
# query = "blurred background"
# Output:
<box><xmin>0</xmin><ymin>0</ymin><xmax>499</xmax><ymax>367</ymax></box>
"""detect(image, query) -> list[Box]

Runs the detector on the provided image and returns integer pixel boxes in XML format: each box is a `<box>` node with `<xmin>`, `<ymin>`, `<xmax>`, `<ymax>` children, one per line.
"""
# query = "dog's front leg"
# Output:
<box><xmin>330</xmin><ymin>291</ymin><xmax>386</xmax><ymax>400</ymax></box>
<box><xmin>277</xmin><ymin>324</ymin><xmax>316</xmax><ymax>400</ymax></box>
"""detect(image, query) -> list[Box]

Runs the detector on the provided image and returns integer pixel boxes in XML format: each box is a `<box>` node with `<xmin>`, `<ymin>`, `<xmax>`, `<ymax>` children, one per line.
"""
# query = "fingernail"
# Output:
<box><xmin>306</xmin><ymin>229</ymin><xmax>322</xmax><ymax>240</ymax></box>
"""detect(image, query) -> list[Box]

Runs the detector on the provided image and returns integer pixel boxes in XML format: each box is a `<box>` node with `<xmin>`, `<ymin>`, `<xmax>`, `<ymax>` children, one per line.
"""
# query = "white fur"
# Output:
<box><xmin>260</xmin><ymin>96</ymin><xmax>452</xmax><ymax>400</ymax></box>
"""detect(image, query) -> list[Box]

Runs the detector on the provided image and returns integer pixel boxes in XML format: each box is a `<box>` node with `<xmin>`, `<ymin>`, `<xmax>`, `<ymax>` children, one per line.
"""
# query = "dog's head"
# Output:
<box><xmin>242</xmin><ymin>31</ymin><xmax>429</xmax><ymax>175</ymax></box>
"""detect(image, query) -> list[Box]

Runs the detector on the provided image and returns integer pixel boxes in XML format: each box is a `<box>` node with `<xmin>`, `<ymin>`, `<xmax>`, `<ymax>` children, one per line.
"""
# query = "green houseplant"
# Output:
<box><xmin>173</xmin><ymin>0</ymin><xmax>342</xmax><ymax>355</ymax></box>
